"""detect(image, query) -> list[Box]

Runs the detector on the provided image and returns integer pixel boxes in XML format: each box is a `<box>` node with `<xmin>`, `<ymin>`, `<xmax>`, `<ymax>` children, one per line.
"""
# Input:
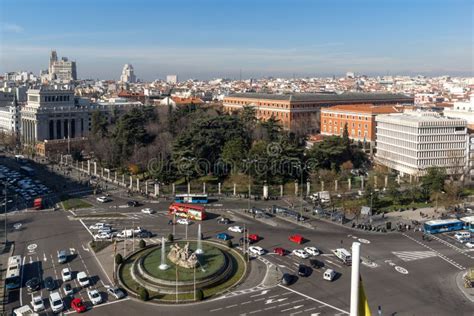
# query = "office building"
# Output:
<box><xmin>166</xmin><ymin>75</ymin><xmax>178</xmax><ymax>84</ymax></box>
<box><xmin>48</xmin><ymin>50</ymin><xmax>77</xmax><ymax>81</ymax></box>
<box><xmin>120</xmin><ymin>64</ymin><xmax>136</xmax><ymax>83</ymax></box>
<box><xmin>375</xmin><ymin>111</ymin><xmax>468</xmax><ymax>176</ymax></box>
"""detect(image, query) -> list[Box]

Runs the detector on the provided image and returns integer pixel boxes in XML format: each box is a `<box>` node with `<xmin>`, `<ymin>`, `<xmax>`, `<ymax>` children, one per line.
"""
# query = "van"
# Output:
<box><xmin>323</xmin><ymin>269</ymin><xmax>336</xmax><ymax>281</ymax></box>
<box><xmin>49</xmin><ymin>291</ymin><xmax>63</xmax><ymax>313</ymax></box>
<box><xmin>335</xmin><ymin>248</ymin><xmax>352</xmax><ymax>265</ymax></box>
<box><xmin>57</xmin><ymin>250</ymin><xmax>67</xmax><ymax>264</ymax></box>
<box><xmin>454</xmin><ymin>232</ymin><xmax>470</xmax><ymax>241</ymax></box>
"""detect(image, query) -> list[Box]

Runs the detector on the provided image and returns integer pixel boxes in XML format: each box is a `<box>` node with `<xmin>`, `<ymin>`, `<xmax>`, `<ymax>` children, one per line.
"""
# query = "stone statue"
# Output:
<box><xmin>167</xmin><ymin>242</ymin><xmax>198</xmax><ymax>269</ymax></box>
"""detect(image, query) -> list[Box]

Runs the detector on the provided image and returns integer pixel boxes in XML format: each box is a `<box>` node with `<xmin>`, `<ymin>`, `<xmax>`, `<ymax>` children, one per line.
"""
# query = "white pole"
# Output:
<box><xmin>194</xmin><ymin>265</ymin><xmax>196</xmax><ymax>301</ymax></box>
<box><xmin>350</xmin><ymin>242</ymin><xmax>361</xmax><ymax>316</ymax></box>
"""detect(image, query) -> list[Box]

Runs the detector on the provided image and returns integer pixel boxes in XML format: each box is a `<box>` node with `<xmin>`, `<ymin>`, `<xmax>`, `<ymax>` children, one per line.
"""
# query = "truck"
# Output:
<box><xmin>310</xmin><ymin>191</ymin><xmax>331</xmax><ymax>204</ymax></box>
<box><xmin>13</xmin><ymin>305</ymin><xmax>39</xmax><ymax>316</ymax></box>
<box><xmin>334</xmin><ymin>248</ymin><xmax>352</xmax><ymax>265</ymax></box>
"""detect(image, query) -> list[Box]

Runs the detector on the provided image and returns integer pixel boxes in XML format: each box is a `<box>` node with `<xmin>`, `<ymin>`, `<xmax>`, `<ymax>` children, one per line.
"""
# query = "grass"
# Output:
<box><xmin>62</xmin><ymin>198</ymin><xmax>92</xmax><ymax>210</ymax></box>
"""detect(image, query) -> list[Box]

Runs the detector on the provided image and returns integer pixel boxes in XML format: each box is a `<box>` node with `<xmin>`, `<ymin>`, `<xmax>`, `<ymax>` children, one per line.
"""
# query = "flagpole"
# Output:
<box><xmin>350</xmin><ymin>242</ymin><xmax>361</xmax><ymax>316</ymax></box>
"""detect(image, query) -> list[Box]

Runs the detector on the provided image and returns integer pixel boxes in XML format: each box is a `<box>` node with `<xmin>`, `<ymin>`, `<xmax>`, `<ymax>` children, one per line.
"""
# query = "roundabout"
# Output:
<box><xmin>118</xmin><ymin>239</ymin><xmax>247</xmax><ymax>303</ymax></box>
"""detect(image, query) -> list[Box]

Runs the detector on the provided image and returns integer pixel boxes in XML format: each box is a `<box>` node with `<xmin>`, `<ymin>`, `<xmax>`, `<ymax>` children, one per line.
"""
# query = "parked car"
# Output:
<box><xmin>96</xmin><ymin>196</ymin><xmax>111</xmax><ymax>203</ymax></box>
<box><xmin>141</xmin><ymin>208</ymin><xmax>155</xmax><ymax>214</ymax></box>
<box><xmin>44</xmin><ymin>277</ymin><xmax>55</xmax><ymax>291</ymax></box>
<box><xmin>71</xmin><ymin>298</ymin><xmax>87</xmax><ymax>313</ymax></box>
<box><xmin>249</xmin><ymin>246</ymin><xmax>265</xmax><ymax>256</ymax></box>
<box><xmin>273</xmin><ymin>247</ymin><xmax>286</xmax><ymax>256</ymax></box>
<box><xmin>49</xmin><ymin>291</ymin><xmax>63</xmax><ymax>313</ymax></box>
<box><xmin>137</xmin><ymin>230</ymin><xmax>152</xmax><ymax>238</ymax></box>
<box><xmin>88</xmin><ymin>289</ymin><xmax>103</xmax><ymax>305</ymax></box>
<box><xmin>298</xmin><ymin>264</ymin><xmax>311</xmax><ymax>277</ymax></box>
<box><xmin>26</xmin><ymin>277</ymin><xmax>41</xmax><ymax>293</ymax></box>
<box><xmin>63</xmin><ymin>283</ymin><xmax>74</xmax><ymax>296</ymax></box>
<box><xmin>61</xmin><ymin>268</ymin><xmax>72</xmax><ymax>282</ymax></box>
<box><xmin>466</xmin><ymin>242</ymin><xmax>474</xmax><ymax>249</ymax></box>
<box><xmin>228</xmin><ymin>226</ymin><xmax>244</xmax><ymax>233</ymax></box>
<box><xmin>304</xmin><ymin>246</ymin><xmax>320</xmax><ymax>256</ymax></box>
<box><xmin>94</xmin><ymin>232</ymin><xmax>111</xmax><ymax>240</ymax></box>
<box><xmin>127</xmin><ymin>200</ymin><xmax>139</xmax><ymax>207</ymax></box>
<box><xmin>57</xmin><ymin>250</ymin><xmax>68</xmax><ymax>264</ymax></box>
<box><xmin>77</xmin><ymin>272</ymin><xmax>89</xmax><ymax>287</ymax></box>
<box><xmin>216</xmin><ymin>233</ymin><xmax>232</xmax><ymax>240</ymax></box>
<box><xmin>310</xmin><ymin>259</ymin><xmax>325</xmax><ymax>269</ymax></box>
<box><xmin>177</xmin><ymin>218</ymin><xmax>190</xmax><ymax>225</ymax></box>
<box><xmin>217</xmin><ymin>217</ymin><xmax>231</xmax><ymax>224</ymax></box>
<box><xmin>292</xmin><ymin>249</ymin><xmax>310</xmax><ymax>259</ymax></box>
<box><xmin>323</xmin><ymin>268</ymin><xmax>336</xmax><ymax>281</ymax></box>
<box><xmin>31</xmin><ymin>296</ymin><xmax>45</xmax><ymax>312</ymax></box>
<box><xmin>107</xmin><ymin>286</ymin><xmax>125</xmax><ymax>300</ymax></box>
<box><xmin>98</xmin><ymin>226</ymin><xmax>112</xmax><ymax>234</ymax></box>
<box><xmin>281</xmin><ymin>273</ymin><xmax>296</xmax><ymax>286</ymax></box>
<box><xmin>89</xmin><ymin>222</ymin><xmax>110</xmax><ymax>230</ymax></box>
<box><xmin>248</xmin><ymin>234</ymin><xmax>260</xmax><ymax>242</ymax></box>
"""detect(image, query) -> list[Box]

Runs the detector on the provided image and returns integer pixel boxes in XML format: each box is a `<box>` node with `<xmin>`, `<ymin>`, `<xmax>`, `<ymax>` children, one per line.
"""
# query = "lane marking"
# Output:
<box><xmin>278</xmin><ymin>285</ymin><xmax>349</xmax><ymax>315</ymax></box>
<box><xmin>19</xmin><ymin>256</ymin><xmax>26</xmax><ymax>306</ymax></box>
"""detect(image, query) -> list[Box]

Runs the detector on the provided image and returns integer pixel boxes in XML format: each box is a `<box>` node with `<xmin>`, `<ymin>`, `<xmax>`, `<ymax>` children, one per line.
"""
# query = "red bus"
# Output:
<box><xmin>168</xmin><ymin>203</ymin><xmax>207</xmax><ymax>220</ymax></box>
<box><xmin>33</xmin><ymin>198</ymin><xmax>43</xmax><ymax>210</ymax></box>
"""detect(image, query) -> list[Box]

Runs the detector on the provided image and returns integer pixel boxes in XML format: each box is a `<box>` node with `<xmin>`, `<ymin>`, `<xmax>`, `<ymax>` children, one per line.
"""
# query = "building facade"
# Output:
<box><xmin>444</xmin><ymin>95</ymin><xmax>474</xmax><ymax>130</ymax></box>
<box><xmin>49</xmin><ymin>50</ymin><xmax>77</xmax><ymax>81</ymax></box>
<box><xmin>166</xmin><ymin>75</ymin><xmax>178</xmax><ymax>84</ymax></box>
<box><xmin>375</xmin><ymin>111</ymin><xmax>468</xmax><ymax>176</ymax></box>
<box><xmin>0</xmin><ymin>94</ymin><xmax>21</xmax><ymax>137</ymax></box>
<box><xmin>320</xmin><ymin>104</ymin><xmax>403</xmax><ymax>145</ymax></box>
<box><xmin>223</xmin><ymin>92</ymin><xmax>413</xmax><ymax>134</ymax></box>
<box><xmin>120</xmin><ymin>64</ymin><xmax>136</xmax><ymax>83</ymax></box>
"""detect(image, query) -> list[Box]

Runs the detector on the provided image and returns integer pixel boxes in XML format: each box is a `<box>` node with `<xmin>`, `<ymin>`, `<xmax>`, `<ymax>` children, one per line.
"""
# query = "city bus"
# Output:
<box><xmin>168</xmin><ymin>203</ymin><xmax>207</xmax><ymax>220</ymax></box>
<box><xmin>460</xmin><ymin>216</ymin><xmax>474</xmax><ymax>233</ymax></box>
<box><xmin>5</xmin><ymin>255</ymin><xmax>22</xmax><ymax>290</ymax></box>
<box><xmin>174</xmin><ymin>194</ymin><xmax>208</xmax><ymax>204</ymax></box>
<box><xmin>423</xmin><ymin>219</ymin><xmax>464</xmax><ymax>234</ymax></box>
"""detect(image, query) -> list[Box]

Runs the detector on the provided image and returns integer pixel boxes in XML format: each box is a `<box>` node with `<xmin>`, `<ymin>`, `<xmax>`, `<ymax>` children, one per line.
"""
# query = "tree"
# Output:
<box><xmin>421</xmin><ymin>167</ymin><xmax>446</xmax><ymax>200</ymax></box>
<box><xmin>90</xmin><ymin>111</ymin><xmax>109</xmax><ymax>138</ymax></box>
<box><xmin>386</xmin><ymin>180</ymin><xmax>401</xmax><ymax>205</ymax></box>
<box><xmin>138</xmin><ymin>287</ymin><xmax>149</xmax><ymax>301</ymax></box>
<box><xmin>138</xmin><ymin>239</ymin><xmax>146</xmax><ymax>249</ymax></box>
<box><xmin>226</xmin><ymin>239</ymin><xmax>233</xmax><ymax>248</ymax></box>
<box><xmin>115</xmin><ymin>254</ymin><xmax>123</xmax><ymax>265</ymax></box>
<box><xmin>239</xmin><ymin>106</ymin><xmax>257</xmax><ymax>136</ymax></box>
<box><xmin>260</xmin><ymin>116</ymin><xmax>282</xmax><ymax>142</ymax></box>
<box><xmin>342</xmin><ymin>123</ymin><xmax>350</xmax><ymax>147</ymax></box>
<box><xmin>194</xmin><ymin>288</ymin><xmax>204</xmax><ymax>301</ymax></box>
<box><xmin>221</xmin><ymin>138</ymin><xmax>248</xmax><ymax>172</ymax></box>
<box><xmin>167</xmin><ymin>233</ymin><xmax>174</xmax><ymax>242</ymax></box>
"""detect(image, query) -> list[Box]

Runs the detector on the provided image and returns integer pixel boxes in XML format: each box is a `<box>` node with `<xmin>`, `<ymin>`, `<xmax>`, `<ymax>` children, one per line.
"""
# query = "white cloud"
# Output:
<box><xmin>2</xmin><ymin>23</ymin><xmax>24</xmax><ymax>33</ymax></box>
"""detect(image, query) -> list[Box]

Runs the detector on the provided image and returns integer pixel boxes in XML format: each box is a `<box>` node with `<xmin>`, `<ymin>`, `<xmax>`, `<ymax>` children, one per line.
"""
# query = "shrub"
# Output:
<box><xmin>138</xmin><ymin>287</ymin><xmax>149</xmax><ymax>301</ymax></box>
<box><xmin>226</xmin><ymin>239</ymin><xmax>233</xmax><ymax>248</ymax></box>
<box><xmin>194</xmin><ymin>288</ymin><xmax>204</xmax><ymax>301</ymax></box>
<box><xmin>139</xmin><ymin>239</ymin><xmax>146</xmax><ymax>249</ymax></box>
<box><xmin>167</xmin><ymin>233</ymin><xmax>174</xmax><ymax>242</ymax></box>
<box><xmin>115</xmin><ymin>254</ymin><xmax>123</xmax><ymax>265</ymax></box>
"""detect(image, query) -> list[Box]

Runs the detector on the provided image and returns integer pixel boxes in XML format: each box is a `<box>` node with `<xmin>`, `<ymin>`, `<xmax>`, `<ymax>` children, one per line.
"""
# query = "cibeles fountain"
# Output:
<box><xmin>121</xmin><ymin>234</ymin><xmax>245</xmax><ymax>301</ymax></box>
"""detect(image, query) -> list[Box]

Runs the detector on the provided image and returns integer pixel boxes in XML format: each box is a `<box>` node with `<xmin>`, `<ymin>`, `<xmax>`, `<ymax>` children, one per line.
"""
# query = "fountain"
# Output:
<box><xmin>195</xmin><ymin>224</ymin><xmax>204</xmax><ymax>254</ymax></box>
<box><xmin>159</xmin><ymin>236</ymin><xmax>170</xmax><ymax>270</ymax></box>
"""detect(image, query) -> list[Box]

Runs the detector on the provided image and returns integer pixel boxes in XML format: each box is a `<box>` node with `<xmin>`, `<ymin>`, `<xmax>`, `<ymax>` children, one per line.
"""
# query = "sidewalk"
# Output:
<box><xmin>455</xmin><ymin>270</ymin><xmax>474</xmax><ymax>303</ymax></box>
<box><xmin>0</xmin><ymin>242</ymin><xmax>14</xmax><ymax>314</ymax></box>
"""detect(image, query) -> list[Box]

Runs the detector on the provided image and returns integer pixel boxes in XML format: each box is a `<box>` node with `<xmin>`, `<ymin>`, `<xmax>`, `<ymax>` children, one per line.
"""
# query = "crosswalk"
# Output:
<box><xmin>392</xmin><ymin>251</ymin><xmax>438</xmax><ymax>262</ymax></box>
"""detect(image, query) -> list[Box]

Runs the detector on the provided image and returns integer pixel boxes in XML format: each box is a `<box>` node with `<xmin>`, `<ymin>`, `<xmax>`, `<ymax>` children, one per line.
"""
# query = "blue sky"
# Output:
<box><xmin>0</xmin><ymin>0</ymin><xmax>472</xmax><ymax>80</ymax></box>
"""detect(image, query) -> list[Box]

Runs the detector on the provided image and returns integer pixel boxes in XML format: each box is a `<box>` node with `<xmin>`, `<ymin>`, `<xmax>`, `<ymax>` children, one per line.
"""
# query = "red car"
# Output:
<box><xmin>273</xmin><ymin>247</ymin><xmax>286</xmax><ymax>256</ymax></box>
<box><xmin>248</xmin><ymin>234</ymin><xmax>260</xmax><ymax>242</ymax></box>
<box><xmin>71</xmin><ymin>298</ymin><xmax>87</xmax><ymax>313</ymax></box>
<box><xmin>289</xmin><ymin>234</ymin><xmax>304</xmax><ymax>244</ymax></box>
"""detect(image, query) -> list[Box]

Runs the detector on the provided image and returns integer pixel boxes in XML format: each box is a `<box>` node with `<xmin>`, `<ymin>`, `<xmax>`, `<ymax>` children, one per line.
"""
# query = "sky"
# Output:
<box><xmin>0</xmin><ymin>0</ymin><xmax>472</xmax><ymax>80</ymax></box>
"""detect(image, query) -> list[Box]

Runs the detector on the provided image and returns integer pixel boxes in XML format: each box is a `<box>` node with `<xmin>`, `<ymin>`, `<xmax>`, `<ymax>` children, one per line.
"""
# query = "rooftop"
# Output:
<box><xmin>321</xmin><ymin>104</ymin><xmax>403</xmax><ymax>114</ymax></box>
<box><xmin>226</xmin><ymin>92</ymin><xmax>413</xmax><ymax>102</ymax></box>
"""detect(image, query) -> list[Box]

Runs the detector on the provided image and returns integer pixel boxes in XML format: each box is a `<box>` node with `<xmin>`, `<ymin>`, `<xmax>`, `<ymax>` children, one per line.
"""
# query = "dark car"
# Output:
<box><xmin>44</xmin><ymin>277</ymin><xmax>55</xmax><ymax>291</ymax></box>
<box><xmin>217</xmin><ymin>217</ymin><xmax>230</xmax><ymax>224</ymax></box>
<box><xmin>127</xmin><ymin>200</ymin><xmax>139</xmax><ymax>207</ymax></box>
<box><xmin>298</xmin><ymin>264</ymin><xmax>311</xmax><ymax>277</ymax></box>
<box><xmin>282</xmin><ymin>273</ymin><xmax>296</xmax><ymax>286</ymax></box>
<box><xmin>138</xmin><ymin>231</ymin><xmax>152</xmax><ymax>238</ymax></box>
<box><xmin>310</xmin><ymin>259</ymin><xmax>325</xmax><ymax>269</ymax></box>
<box><xmin>216</xmin><ymin>233</ymin><xmax>232</xmax><ymax>240</ymax></box>
<box><xmin>26</xmin><ymin>277</ymin><xmax>41</xmax><ymax>293</ymax></box>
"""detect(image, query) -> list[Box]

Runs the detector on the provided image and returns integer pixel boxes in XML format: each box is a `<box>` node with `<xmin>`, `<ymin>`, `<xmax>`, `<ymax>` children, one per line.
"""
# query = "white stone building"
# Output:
<box><xmin>49</xmin><ymin>50</ymin><xmax>77</xmax><ymax>81</ymax></box>
<box><xmin>0</xmin><ymin>94</ymin><xmax>21</xmax><ymax>136</ymax></box>
<box><xmin>120</xmin><ymin>64</ymin><xmax>136</xmax><ymax>83</ymax></box>
<box><xmin>375</xmin><ymin>111</ymin><xmax>468</xmax><ymax>176</ymax></box>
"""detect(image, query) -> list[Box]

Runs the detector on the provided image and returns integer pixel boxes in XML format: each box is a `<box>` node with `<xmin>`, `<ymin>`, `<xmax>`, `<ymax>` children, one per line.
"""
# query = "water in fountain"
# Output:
<box><xmin>159</xmin><ymin>236</ymin><xmax>170</xmax><ymax>270</ymax></box>
<box><xmin>195</xmin><ymin>224</ymin><xmax>203</xmax><ymax>254</ymax></box>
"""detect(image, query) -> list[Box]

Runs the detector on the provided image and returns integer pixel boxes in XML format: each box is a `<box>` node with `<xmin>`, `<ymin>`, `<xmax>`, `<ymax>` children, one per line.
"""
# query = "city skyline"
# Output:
<box><xmin>0</xmin><ymin>0</ymin><xmax>472</xmax><ymax>80</ymax></box>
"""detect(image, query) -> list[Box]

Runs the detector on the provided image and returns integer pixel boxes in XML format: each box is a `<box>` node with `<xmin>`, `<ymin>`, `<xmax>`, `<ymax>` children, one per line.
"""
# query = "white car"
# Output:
<box><xmin>77</xmin><ymin>271</ymin><xmax>89</xmax><ymax>287</ymax></box>
<box><xmin>304</xmin><ymin>246</ymin><xmax>320</xmax><ymax>256</ymax></box>
<box><xmin>96</xmin><ymin>196</ymin><xmax>111</xmax><ymax>203</ymax></box>
<box><xmin>94</xmin><ymin>232</ymin><xmax>111</xmax><ymax>240</ymax></box>
<box><xmin>292</xmin><ymin>249</ymin><xmax>310</xmax><ymax>259</ymax></box>
<box><xmin>107</xmin><ymin>286</ymin><xmax>125</xmax><ymax>300</ymax></box>
<box><xmin>177</xmin><ymin>218</ymin><xmax>190</xmax><ymax>225</ymax></box>
<box><xmin>87</xmin><ymin>289</ymin><xmax>103</xmax><ymax>305</ymax></box>
<box><xmin>249</xmin><ymin>246</ymin><xmax>265</xmax><ymax>256</ymax></box>
<box><xmin>49</xmin><ymin>291</ymin><xmax>63</xmax><ymax>313</ymax></box>
<box><xmin>466</xmin><ymin>242</ymin><xmax>474</xmax><ymax>249</ymax></box>
<box><xmin>61</xmin><ymin>268</ymin><xmax>72</xmax><ymax>282</ymax></box>
<box><xmin>89</xmin><ymin>222</ymin><xmax>109</xmax><ymax>230</ymax></box>
<box><xmin>98</xmin><ymin>226</ymin><xmax>112</xmax><ymax>234</ymax></box>
<box><xmin>228</xmin><ymin>226</ymin><xmax>244</xmax><ymax>233</ymax></box>
<box><xmin>141</xmin><ymin>208</ymin><xmax>155</xmax><ymax>214</ymax></box>
<box><xmin>31</xmin><ymin>295</ymin><xmax>45</xmax><ymax>312</ymax></box>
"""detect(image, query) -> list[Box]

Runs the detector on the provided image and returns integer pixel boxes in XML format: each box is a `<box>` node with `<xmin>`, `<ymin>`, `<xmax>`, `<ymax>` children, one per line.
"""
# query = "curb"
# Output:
<box><xmin>455</xmin><ymin>270</ymin><xmax>474</xmax><ymax>303</ymax></box>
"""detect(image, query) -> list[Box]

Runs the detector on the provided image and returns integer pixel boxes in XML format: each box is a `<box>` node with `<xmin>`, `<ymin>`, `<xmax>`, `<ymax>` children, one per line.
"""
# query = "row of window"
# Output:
<box><xmin>322</xmin><ymin>112</ymin><xmax>370</xmax><ymax>121</ymax></box>
<box><xmin>418</xmin><ymin>127</ymin><xmax>465</xmax><ymax>134</ymax></box>
<box><xmin>323</xmin><ymin>119</ymin><xmax>369</xmax><ymax>129</ymax></box>
<box><xmin>44</xmin><ymin>95</ymin><xmax>71</xmax><ymax>102</ymax></box>
<box><xmin>322</xmin><ymin>125</ymin><xmax>369</xmax><ymax>137</ymax></box>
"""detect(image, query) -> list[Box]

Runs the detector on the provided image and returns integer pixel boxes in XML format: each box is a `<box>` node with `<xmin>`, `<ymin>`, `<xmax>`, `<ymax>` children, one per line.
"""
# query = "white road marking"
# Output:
<box><xmin>226</xmin><ymin>304</ymin><xmax>238</xmax><ymax>308</ymax></box>
<box><xmin>250</xmin><ymin>290</ymin><xmax>269</xmax><ymax>297</ymax></box>
<box><xmin>43</xmin><ymin>253</ymin><xmax>47</xmax><ymax>262</ymax></box>
<box><xmin>79</xmin><ymin>219</ymin><xmax>95</xmax><ymax>238</ymax></box>
<box><xmin>278</xmin><ymin>285</ymin><xmax>349</xmax><ymax>315</ymax></box>
<box><xmin>210</xmin><ymin>308</ymin><xmax>223</xmax><ymax>312</ymax></box>
<box><xmin>281</xmin><ymin>305</ymin><xmax>304</xmax><ymax>312</ymax></box>
<box><xmin>392</xmin><ymin>251</ymin><xmax>437</xmax><ymax>262</ymax></box>
<box><xmin>19</xmin><ymin>256</ymin><xmax>26</xmax><ymax>306</ymax></box>
<box><xmin>241</xmin><ymin>300</ymin><xmax>252</xmax><ymax>305</ymax></box>
<box><xmin>395</xmin><ymin>266</ymin><xmax>409</xmax><ymax>274</ymax></box>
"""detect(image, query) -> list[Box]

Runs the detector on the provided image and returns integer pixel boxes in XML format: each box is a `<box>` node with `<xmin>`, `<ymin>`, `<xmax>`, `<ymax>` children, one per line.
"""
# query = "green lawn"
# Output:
<box><xmin>62</xmin><ymin>198</ymin><xmax>92</xmax><ymax>210</ymax></box>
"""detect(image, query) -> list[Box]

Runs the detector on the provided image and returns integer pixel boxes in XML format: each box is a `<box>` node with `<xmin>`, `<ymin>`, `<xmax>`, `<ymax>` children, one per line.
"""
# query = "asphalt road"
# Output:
<box><xmin>2</xmin><ymin>156</ymin><xmax>474</xmax><ymax>315</ymax></box>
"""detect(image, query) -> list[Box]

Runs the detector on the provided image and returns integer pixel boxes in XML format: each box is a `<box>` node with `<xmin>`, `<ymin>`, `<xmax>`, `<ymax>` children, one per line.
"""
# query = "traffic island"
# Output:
<box><xmin>117</xmin><ymin>240</ymin><xmax>247</xmax><ymax>303</ymax></box>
